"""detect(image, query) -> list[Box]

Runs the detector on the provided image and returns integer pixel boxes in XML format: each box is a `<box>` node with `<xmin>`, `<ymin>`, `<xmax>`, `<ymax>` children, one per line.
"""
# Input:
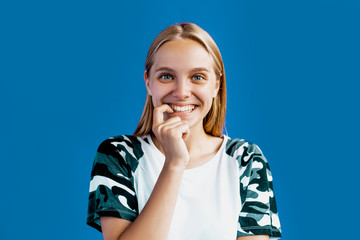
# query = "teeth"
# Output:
<box><xmin>171</xmin><ymin>105</ymin><xmax>195</xmax><ymax>113</ymax></box>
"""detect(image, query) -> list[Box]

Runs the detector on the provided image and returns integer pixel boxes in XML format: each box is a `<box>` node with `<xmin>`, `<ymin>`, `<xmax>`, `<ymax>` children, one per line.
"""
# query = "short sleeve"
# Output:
<box><xmin>226</xmin><ymin>139</ymin><xmax>282</xmax><ymax>239</ymax></box>
<box><xmin>237</xmin><ymin>143</ymin><xmax>282</xmax><ymax>238</ymax></box>
<box><xmin>87</xmin><ymin>136</ymin><xmax>142</xmax><ymax>232</ymax></box>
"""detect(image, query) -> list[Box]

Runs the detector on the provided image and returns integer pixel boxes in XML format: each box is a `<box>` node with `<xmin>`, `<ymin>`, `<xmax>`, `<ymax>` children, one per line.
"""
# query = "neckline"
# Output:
<box><xmin>146</xmin><ymin>134</ymin><xmax>229</xmax><ymax>172</ymax></box>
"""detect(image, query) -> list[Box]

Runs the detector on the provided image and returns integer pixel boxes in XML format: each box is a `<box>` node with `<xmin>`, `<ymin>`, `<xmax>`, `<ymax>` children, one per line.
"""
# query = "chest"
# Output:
<box><xmin>134</xmin><ymin>150</ymin><xmax>241</xmax><ymax>239</ymax></box>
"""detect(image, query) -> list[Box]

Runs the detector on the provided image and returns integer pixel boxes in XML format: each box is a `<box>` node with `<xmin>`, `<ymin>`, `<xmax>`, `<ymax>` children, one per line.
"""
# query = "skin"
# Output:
<box><xmin>146</xmin><ymin>39</ymin><xmax>223</xmax><ymax>169</ymax></box>
<box><xmin>100</xmin><ymin>39</ymin><xmax>269</xmax><ymax>240</ymax></box>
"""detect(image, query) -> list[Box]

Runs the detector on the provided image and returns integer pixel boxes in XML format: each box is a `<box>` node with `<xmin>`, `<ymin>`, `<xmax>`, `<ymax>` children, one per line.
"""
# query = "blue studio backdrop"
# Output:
<box><xmin>1</xmin><ymin>0</ymin><xmax>359</xmax><ymax>239</ymax></box>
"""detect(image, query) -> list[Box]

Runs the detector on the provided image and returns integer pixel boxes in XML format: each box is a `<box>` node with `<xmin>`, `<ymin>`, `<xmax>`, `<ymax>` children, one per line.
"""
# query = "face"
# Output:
<box><xmin>145</xmin><ymin>39</ymin><xmax>220</xmax><ymax>132</ymax></box>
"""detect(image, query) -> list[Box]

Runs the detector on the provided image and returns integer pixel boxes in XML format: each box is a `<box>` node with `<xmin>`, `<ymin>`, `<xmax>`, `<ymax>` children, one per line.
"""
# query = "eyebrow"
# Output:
<box><xmin>190</xmin><ymin>67</ymin><xmax>210</xmax><ymax>73</ymax></box>
<box><xmin>154</xmin><ymin>67</ymin><xmax>175</xmax><ymax>74</ymax></box>
<box><xmin>154</xmin><ymin>67</ymin><xmax>210</xmax><ymax>74</ymax></box>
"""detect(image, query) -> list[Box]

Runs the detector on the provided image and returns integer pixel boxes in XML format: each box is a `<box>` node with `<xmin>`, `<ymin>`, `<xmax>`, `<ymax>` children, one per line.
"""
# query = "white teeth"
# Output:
<box><xmin>171</xmin><ymin>105</ymin><xmax>195</xmax><ymax>113</ymax></box>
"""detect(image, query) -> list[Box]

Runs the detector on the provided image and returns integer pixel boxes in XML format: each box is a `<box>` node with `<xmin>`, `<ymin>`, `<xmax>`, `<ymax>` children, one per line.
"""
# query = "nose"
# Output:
<box><xmin>173</xmin><ymin>78</ymin><xmax>191</xmax><ymax>99</ymax></box>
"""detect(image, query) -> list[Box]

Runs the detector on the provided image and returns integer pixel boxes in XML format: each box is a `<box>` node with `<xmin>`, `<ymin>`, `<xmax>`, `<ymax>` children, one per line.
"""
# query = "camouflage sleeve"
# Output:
<box><xmin>227</xmin><ymin>139</ymin><xmax>282</xmax><ymax>238</ymax></box>
<box><xmin>87</xmin><ymin>136</ymin><xmax>140</xmax><ymax>232</ymax></box>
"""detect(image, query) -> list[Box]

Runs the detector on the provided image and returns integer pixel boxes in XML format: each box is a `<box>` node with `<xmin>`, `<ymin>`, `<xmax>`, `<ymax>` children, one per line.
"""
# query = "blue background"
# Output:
<box><xmin>1</xmin><ymin>0</ymin><xmax>359</xmax><ymax>239</ymax></box>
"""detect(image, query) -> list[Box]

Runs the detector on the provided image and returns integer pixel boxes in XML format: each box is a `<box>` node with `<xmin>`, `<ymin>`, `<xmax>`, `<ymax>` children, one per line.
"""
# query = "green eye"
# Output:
<box><xmin>161</xmin><ymin>74</ymin><xmax>172</xmax><ymax>80</ymax></box>
<box><xmin>193</xmin><ymin>75</ymin><xmax>203</xmax><ymax>81</ymax></box>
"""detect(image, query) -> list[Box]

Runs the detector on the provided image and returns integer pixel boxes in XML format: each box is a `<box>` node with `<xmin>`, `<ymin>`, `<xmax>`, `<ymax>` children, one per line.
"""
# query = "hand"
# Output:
<box><xmin>152</xmin><ymin>104</ymin><xmax>190</xmax><ymax>168</ymax></box>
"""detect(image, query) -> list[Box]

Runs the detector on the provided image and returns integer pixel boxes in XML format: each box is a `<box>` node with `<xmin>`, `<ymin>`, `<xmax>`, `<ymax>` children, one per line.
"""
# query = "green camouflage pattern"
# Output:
<box><xmin>87</xmin><ymin>135</ymin><xmax>281</xmax><ymax>238</ymax></box>
<box><xmin>87</xmin><ymin>135</ymin><xmax>143</xmax><ymax>231</ymax></box>
<box><xmin>226</xmin><ymin>139</ymin><xmax>281</xmax><ymax>238</ymax></box>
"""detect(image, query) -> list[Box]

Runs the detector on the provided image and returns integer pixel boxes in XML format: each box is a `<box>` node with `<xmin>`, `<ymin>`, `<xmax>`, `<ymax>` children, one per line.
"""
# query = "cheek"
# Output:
<box><xmin>149</xmin><ymin>84</ymin><xmax>171</xmax><ymax>105</ymax></box>
<box><xmin>197</xmin><ymin>87</ymin><xmax>215</xmax><ymax>102</ymax></box>
<box><xmin>151</xmin><ymin>91</ymin><xmax>162</xmax><ymax>106</ymax></box>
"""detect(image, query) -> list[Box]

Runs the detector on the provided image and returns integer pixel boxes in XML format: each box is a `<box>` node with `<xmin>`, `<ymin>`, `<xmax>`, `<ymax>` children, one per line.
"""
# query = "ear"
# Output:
<box><xmin>144</xmin><ymin>70</ymin><xmax>152</xmax><ymax>96</ymax></box>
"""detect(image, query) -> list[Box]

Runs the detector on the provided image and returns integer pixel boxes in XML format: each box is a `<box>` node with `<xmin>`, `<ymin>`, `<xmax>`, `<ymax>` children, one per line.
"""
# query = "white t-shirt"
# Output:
<box><xmin>87</xmin><ymin>134</ymin><xmax>282</xmax><ymax>239</ymax></box>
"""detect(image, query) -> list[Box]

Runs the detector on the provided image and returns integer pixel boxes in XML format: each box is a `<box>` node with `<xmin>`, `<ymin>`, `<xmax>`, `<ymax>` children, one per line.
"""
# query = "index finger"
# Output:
<box><xmin>153</xmin><ymin>104</ymin><xmax>174</xmax><ymax>126</ymax></box>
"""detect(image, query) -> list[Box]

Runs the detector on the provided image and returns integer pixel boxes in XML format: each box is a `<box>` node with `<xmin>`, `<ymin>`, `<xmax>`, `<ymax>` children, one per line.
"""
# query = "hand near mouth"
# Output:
<box><xmin>152</xmin><ymin>104</ymin><xmax>190</xmax><ymax>169</ymax></box>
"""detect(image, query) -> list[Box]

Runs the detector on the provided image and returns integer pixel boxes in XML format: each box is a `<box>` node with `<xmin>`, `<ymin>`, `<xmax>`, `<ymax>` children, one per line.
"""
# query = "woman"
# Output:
<box><xmin>87</xmin><ymin>23</ymin><xmax>282</xmax><ymax>240</ymax></box>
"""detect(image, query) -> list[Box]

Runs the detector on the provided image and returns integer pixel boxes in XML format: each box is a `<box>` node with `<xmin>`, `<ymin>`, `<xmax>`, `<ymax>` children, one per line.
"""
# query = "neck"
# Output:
<box><xmin>183</xmin><ymin>124</ymin><xmax>209</xmax><ymax>154</ymax></box>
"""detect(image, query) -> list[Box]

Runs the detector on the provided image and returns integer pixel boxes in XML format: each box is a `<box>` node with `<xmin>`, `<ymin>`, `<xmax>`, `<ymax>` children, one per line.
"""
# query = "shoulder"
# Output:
<box><xmin>92</xmin><ymin>135</ymin><xmax>149</xmax><ymax>176</ymax></box>
<box><xmin>224</xmin><ymin>136</ymin><xmax>270</xmax><ymax>177</ymax></box>
<box><xmin>97</xmin><ymin>135</ymin><xmax>147</xmax><ymax>159</ymax></box>
<box><xmin>225</xmin><ymin>137</ymin><xmax>264</xmax><ymax>161</ymax></box>
<box><xmin>97</xmin><ymin>135</ymin><xmax>144</xmax><ymax>151</ymax></box>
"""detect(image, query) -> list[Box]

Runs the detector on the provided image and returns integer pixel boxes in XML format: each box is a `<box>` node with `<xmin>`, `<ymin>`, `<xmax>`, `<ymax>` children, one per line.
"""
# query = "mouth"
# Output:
<box><xmin>169</xmin><ymin>104</ymin><xmax>196</xmax><ymax>113</ymax></box>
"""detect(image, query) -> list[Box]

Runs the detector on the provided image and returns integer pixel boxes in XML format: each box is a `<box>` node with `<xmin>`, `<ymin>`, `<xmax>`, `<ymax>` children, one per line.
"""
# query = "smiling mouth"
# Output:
<box><xmin>170</xmin><ymin>104</ymin><xmax>196</xmax><ymax>113</ymax></box>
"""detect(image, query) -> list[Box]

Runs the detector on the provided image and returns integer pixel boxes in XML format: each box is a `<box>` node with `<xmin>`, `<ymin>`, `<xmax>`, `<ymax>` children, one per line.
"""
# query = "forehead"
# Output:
<box><xmin>152</xmin><ymin>39</ymin><xmax>214</xmax><ymax>71</ymax></box>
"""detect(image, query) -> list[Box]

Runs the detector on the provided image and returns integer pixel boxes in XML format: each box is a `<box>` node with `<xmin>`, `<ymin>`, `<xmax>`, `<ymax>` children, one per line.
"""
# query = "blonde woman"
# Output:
<box><xmin>87</xmin><ymin>23</ymin><xmax>282</xmax><ymax>240</ymax></box>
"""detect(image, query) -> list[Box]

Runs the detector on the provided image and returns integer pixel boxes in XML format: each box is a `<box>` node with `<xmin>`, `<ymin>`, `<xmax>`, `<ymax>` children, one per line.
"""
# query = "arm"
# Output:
<box><xmin>101</xmin><ymin>104</ymin><xmax>190</xmax><ymax>240</ymax></box>
<box><xmin>101</xmin><ymin>163</ymin><xmax>185</xmax><ymax>240</ymax></box>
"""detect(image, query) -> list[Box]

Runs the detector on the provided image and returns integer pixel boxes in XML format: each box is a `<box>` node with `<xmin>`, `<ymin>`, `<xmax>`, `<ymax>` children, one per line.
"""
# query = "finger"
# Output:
<box><xmin>179</xmin><ymin>123</ymin><xmax>190</xmax><ymax>141</ymax></box>
<box><xmin>162</xmin><ymin>116</ymin><xmax>182</xmax><ymax>125</ymax></box>
<box><xmin>179</xmin><ymin>123</ymin><xmax>190</xmax><ymax>136</ymax></box>
<box><xmin>153</xmin><ymin>104</ymin><xmax>174</xmax><ymax>126</ymax></box>
<box><xmin>161</xmin><ymin>120</ymin><xmax>186</xmax><ymax>132</ymax></box>
<box><xmin>170</xmin><ymin>122</ymin><xmax>190</xmax><ymax>139</ymax></box>
<box><xmin>159</xmin><ymin>121</ymin><xmax>189</xmax><ymax>140</ymax></box>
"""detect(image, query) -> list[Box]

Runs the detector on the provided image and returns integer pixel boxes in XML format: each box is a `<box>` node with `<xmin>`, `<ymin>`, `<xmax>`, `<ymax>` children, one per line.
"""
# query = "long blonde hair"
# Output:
<box><xmin>134</xmin><ymin>23</ymin><xmax>226</xmax><ymax>137</ymax></box>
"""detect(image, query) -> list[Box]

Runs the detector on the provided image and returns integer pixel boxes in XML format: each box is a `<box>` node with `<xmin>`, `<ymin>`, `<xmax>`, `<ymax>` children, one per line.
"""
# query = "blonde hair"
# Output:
<box><xmin>134</xmin><ymin>23</ymin><xmax>226</xmax><ymax>137</ymax></box>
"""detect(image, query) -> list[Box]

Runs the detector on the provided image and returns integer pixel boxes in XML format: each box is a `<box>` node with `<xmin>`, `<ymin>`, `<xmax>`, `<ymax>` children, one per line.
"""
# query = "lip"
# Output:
<box><xmin>166</xmin><ymin>103</ymin><xmax>196</xmax><ymax>107</ymax></box>
<box><xmin>163</xmin><ymin>103</ymin><xmax>197</xmax><ymax>115</ymax></box>
<box><xmin>169</xmin><ymin>106</ymin><xmax>198</xmax><ymax>116</ymax></box>
<box><xmin>168</xmin><ymin>103</ymin><xmax>196</xmax><ymax>112</ymax></box>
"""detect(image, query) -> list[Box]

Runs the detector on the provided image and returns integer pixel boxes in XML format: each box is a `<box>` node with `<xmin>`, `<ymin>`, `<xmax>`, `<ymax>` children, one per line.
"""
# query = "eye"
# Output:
<box><xmin>160</xmin><ymin>74</ymin><xmax>173</xmax><ymax>80</ymax></box>
<box><xmin>192</xmin><ymin>75</ymin><xmax>204</xmax><ymax>81</ymax></box>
